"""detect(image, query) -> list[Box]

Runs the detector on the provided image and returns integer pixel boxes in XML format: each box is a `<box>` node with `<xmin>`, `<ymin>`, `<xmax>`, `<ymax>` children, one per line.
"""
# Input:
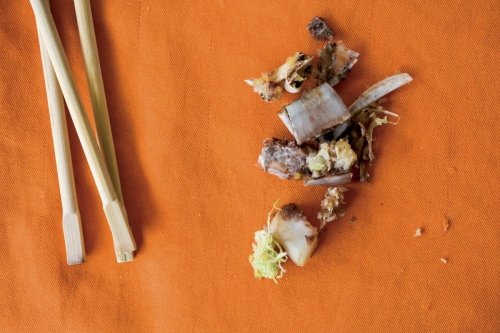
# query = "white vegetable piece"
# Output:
<box><xmin>348</xmin><ymin>73</ymin><xmax>413</xmax><ymax>116</ymax></box>
<box><xmin>268</xmin><ymin>204</ymin><xmax>318</xmax><ymax>266</ymax></box>
<box><xmin>278</xmin><ymin>83</ymin><xmax>350</xmax><ymax>144</ymax></box>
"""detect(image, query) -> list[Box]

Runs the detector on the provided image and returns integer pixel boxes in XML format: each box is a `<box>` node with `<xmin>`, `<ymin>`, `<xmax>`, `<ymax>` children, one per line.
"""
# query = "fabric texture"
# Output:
<box><xmin>0</xmin><ymin>0</ymin><xmax>499</xmax><ymax>332</ymax></box>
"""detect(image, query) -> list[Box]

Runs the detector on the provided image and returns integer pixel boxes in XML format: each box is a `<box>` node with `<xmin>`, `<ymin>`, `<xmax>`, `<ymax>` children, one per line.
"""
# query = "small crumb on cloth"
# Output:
<box><xmin>307</xmin><ymin>16</ymin><xmax>334</xmax><ymax>40</ymax></box>
<box><xmin>414</xmin><ymin>228</ymin><xmax>422</xmax><ymax>237</ymax></box>
<box><xmin>442</xmin><ymin>217</ymin><xmax>450</xmax><ymax>232</ymax></box>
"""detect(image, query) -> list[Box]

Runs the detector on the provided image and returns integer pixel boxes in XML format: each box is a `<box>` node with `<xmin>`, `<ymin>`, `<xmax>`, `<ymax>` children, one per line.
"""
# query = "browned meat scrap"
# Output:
<box><xmin>257</xmin><ymin>138</ymin><xmax>310</xmax><ymax>180</ymax></box>
<box><xmin>315</xmin><ymin>41</ymin><xmax>359</xmax><ymax>86</ymax></box>
<box><xmin>307</xmin><ymin>16</ymin><xmax>334</xmax><ymax>40</ymax></box>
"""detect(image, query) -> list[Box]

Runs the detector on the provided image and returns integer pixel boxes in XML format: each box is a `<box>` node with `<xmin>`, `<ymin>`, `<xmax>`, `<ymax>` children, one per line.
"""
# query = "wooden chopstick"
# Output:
<box><xmin>73</xmin><ymin>0</ymin><xmax>134</xmax><ymax>262</ymax></box>
<box><xmin>36</xmin><ymin>5</ymin><xmax>86</xmax><ymax>265</ymax></box>
<box><xmin>30</xmin><ymin>0</ymin><xmax>136</xmax><ymax>257</ymax></box>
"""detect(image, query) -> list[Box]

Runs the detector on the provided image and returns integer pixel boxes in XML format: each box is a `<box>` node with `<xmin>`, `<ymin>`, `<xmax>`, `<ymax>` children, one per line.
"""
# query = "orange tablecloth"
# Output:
<box><xmin>1</xmin><ymin>1</ymin><xmax>499</xmax><ymax>332</ymax></box>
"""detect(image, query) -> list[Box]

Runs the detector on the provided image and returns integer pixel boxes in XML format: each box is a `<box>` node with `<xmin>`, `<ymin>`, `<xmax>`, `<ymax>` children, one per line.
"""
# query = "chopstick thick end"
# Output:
<box><xmin>104</xmin><ymin>199</ymin><xmax>136</xmax><ymax>257</ymax></box>
<box><xmin>116</xmin><ymin>251</ymin><xmax>134</xmax><ymax>263</ymax></box>
<box><xmin>62</xmin><ymin>211</ymin><xmax>86</xmax><ymax>265</ymax></box>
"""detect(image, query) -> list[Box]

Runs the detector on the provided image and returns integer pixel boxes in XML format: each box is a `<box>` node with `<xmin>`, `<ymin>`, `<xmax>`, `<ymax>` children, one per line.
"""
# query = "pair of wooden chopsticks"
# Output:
<box><xmin>31</xmin><ymin>0</ymin><xmax>136</xmax><ymax>264</ymax></box>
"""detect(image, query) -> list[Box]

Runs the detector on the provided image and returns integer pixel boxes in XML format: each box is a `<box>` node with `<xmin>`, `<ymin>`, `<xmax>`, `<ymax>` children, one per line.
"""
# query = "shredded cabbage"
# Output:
<box><xmin>367</xmin><ymin>113</ymin><xmax>398</xmax><ymax>136</ymax></box>
<box><xmin>249</xmin><ymin>201</ymin><xmax>288</xmax><ymax>283</ymax></box>
<box><xmin>307</xmin><ymin>142</ymin><xmax>331</xmax><ymax>178</ymax></box>
<box><xmin>307</xmin><ymin>141</ymin><xmax>357</xmax><ymax>178</ymax></box>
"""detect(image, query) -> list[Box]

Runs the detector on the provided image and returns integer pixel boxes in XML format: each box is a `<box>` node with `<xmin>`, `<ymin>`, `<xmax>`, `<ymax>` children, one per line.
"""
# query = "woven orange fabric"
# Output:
<box><xmin>1</xmin><ymin>0</ymin><xmax>499</xmax><ymax>332</ymax></box>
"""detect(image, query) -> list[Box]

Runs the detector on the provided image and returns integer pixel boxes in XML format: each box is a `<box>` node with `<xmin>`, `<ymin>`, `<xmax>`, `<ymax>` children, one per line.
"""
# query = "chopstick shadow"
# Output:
<box><xmin>90</xmin><ymin>2</ymin><xmax>155</xmax><ymax>258</ymax></box>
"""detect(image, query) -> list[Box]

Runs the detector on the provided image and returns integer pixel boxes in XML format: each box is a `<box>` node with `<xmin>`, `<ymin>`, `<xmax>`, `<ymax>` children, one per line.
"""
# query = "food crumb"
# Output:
<box><xmin>349</xmin><ymin>217</ymin><xmax>356</xmax><ymax>223</ymax></box>
<box><xmin>442</xmin><ymin>217</ymin><xmax>450</xmax><ymax>232</ymax></box>
<box><xmin>318</xmin><ymin>187</ymin><xmax>346</xmax><ymax>231</ymax></box>
<box><xmin>440</xmin><ymin>258</ymin><xmax>448</xmax><ymax>264</ymax></box>
<box><xmin>306</xmin><ymin>16</ymin><xmax>334</xmax><ymax>40</ymax></box>
<box><xmin>413</xmin><ymin>228</ymin><xmax>422</xmax><ymax>237</ymax></box>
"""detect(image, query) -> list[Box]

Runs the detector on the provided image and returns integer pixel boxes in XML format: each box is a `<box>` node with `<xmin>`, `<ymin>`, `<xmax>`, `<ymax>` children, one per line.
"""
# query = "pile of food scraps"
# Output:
<box><xmin>247</xmin><ymin>17</ymin><xmax>412</xmax><ymax>283</ymax></box>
